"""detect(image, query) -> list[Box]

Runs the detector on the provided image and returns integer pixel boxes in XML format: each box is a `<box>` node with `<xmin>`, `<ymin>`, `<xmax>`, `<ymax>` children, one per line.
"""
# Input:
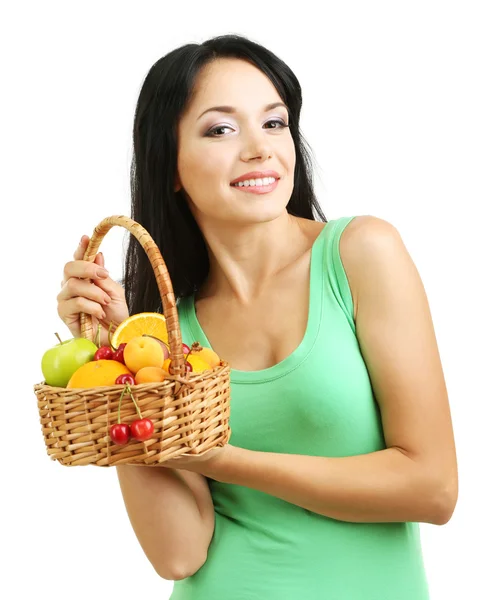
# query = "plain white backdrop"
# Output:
<box><xmin>2</xmin><ymin>1</ymin><xmax>486</xmax><ymax>598</ymax></box>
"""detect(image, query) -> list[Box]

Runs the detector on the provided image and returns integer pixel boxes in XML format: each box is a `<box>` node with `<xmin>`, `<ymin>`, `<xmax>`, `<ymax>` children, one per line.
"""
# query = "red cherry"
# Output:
<box><xmin>182</xmin><ymin>343</ymin><xmax>191</xmax><ymax>354</ymax></box>
<box><xmin>115</xmin><ymin>373</ymin><xmax>136</xmax><ymax>385</ymax></box>
<box><xmin>113</xmin><ymin>343</ymin><xmax>127</xmax><ymax>364</ymax></box>
<box><xmin>130</xmin><ymin>418</ymin><xmax>154</xmax><ymax>441</ymax></box>
<box><xmin>94</xmin><ymin>346</ymin><xmax>114</xmax><ymax>360</ymax></box>
<box><xmin>110</xmin><ymin>423</ymin><xmax>131</xmax><ymax>445</ymax></box>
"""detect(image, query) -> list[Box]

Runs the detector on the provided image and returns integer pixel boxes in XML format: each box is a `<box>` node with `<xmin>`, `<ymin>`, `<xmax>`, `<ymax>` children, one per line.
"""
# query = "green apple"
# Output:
<box><xmin>41</xmin><ymin>334</ymin><xmax>99</xmax><ymax>387</ymax></box>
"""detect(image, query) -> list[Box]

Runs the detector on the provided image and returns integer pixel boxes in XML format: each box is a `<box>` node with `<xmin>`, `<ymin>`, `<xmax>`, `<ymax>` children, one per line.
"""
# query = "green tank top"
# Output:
<box><xmin>170</xmin><ymin>216</ymin><xmax>430</xmax><ymax>600</ymax></box>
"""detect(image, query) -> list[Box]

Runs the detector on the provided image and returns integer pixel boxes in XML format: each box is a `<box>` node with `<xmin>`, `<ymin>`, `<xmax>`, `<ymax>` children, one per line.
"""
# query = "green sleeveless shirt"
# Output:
<box><xmin>170</xmin><ymin>216</ymin><xmax>430</xmax><ymax>600</ymax></box>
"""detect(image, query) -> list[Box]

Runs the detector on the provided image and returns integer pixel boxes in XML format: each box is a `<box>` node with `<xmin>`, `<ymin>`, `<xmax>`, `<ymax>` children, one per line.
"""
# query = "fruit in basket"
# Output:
<box><xmin>135</xmin><ymin>366</ymin><xmax>167</xmax><ymax>384</ymax></box>
<box><xmin>111</xmin><ymin>312</ymin><xmax>168</xmax><ymax>348</ymax></box>
<box><xmin>142</xmin><ymin>334</ymin><xmax>170</xmax><ymax>360</ymax></box>
<box><xmin>66</xmin><ymin>359</ymin><xmax>132</xmax><ymax>388</ymax></box>
<box><xmin>109</xmin><ymin>383</ymin><xmax>155</xmax><ymax>445</ymax></box>
<box><xmin>115</xmin><ymin>373</ymin><xmax>136</xmax><ymax>385</ymax></box>
<box><xmin>196</xmin><ymin>347</ymin><xmax>221</xmax><ymax>368</ymax></box>
<box><xmin>131</xmin><ymin>418</ymin><xmax>155</xmax><ymax>441</ymax></box>
<box><xmin>110</xmin><ymin>423</ymin><xmax>131</xmax><ymax>445</ymax></box>
<box><xmin>123</xmin><ymin>336</ymin><xmax>165</xmax><ymax>373</ymax></box>
<box><xmin>94</xmin><ymin>345</ymin><xmax>114</xmax><ymax>361</ymax></box>
<box><xmin>186</xmin><ymin>354</ymin><xmax>211</xmax><ymax>373</ymax></box>
<box><xmin>41</xmin><ymin>333</ymin><xmax>98</xmax><ymax>388</ymax></box>
<box><xmin>112</xmin><ymin>343</ymin><xmax>128</xmax><ymax>364</ymax></box>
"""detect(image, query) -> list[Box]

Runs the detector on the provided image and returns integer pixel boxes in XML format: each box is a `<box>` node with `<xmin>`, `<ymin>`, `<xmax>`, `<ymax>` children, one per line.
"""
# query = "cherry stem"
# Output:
<box><xmin>108</xmin><ymin>321</ymin><xmax>116</xmax><ymax>351</ymax></box>
<box><xmin>55</xmin><ymin>332</ymin><xmax>63</xmax><ymax>344</ymax></box>
<box><xmin>94</xmin><ymin>323</ymin><xmax>102</xmax><ymax>348</ymax></box>
<box><xmin>123</xmin><ymin>383</ymin><xmax>143</xmax><ymax>420</ymax></box>
<box><xmin>117</xmin><ymin>385</ymin><xmax>125</xmax><ymax>424</ymax></box>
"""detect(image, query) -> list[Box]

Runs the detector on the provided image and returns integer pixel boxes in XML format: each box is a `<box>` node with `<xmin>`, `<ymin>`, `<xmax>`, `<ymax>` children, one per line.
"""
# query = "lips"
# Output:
<box><xmin>230</xmin><ymin>170</ymin><xmax>280</xmax><ymax>185</ymax></box>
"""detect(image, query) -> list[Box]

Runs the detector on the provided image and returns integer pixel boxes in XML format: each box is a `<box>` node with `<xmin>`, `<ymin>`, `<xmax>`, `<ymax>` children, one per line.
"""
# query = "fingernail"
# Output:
<box><xmin>97</xmin><ymin>268</ymin><xmax>109</xmax><ymax>278</ymax></box>
<box><xmin>80</xmin><ymin>236</ymin><xmax>85</xmax><ymax>245</ymax></box>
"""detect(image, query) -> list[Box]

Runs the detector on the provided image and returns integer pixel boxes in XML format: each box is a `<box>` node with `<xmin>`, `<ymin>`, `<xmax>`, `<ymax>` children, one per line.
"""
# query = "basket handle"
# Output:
<box><xmin>79</xmin><ymin>215</ymin><xmax>186</xmax><ymax>377</ymax></box>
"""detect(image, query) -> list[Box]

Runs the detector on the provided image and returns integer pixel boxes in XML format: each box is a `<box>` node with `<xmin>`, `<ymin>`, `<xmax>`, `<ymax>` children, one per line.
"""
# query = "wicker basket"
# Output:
<box><xmin>33</xmin><ymin>215</ymin><xmax>231</xmax><ymax>467</ymax></box>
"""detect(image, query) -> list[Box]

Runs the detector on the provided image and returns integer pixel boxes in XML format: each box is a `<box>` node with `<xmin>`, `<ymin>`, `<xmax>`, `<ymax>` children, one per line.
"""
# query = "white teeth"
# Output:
<box><xmin>232</xmin><ymin>177</ymin><xmax>276</xmax><ymax>187</ymax></box>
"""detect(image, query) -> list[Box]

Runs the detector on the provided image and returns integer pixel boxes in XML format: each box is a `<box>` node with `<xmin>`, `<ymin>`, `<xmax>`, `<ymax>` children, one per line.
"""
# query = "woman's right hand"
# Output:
<box><xmin>57</xmin><ymin>235</ymin><xmax>130</xmax><ymax>348</ymax></box>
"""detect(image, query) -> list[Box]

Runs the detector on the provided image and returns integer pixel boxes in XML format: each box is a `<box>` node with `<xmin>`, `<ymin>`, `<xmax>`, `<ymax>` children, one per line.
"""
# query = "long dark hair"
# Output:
<box><xmin>123</xmin><ymin>34</ymin><xmax>328</xmax><ymax>316</ymax></box>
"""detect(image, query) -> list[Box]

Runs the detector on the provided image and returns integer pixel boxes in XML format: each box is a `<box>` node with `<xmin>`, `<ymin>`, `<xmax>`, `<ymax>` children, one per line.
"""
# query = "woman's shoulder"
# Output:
<box><xmin>338</xmin><ymin>214</ymin><xmax>401</xmax><ymax>321</ymax></box>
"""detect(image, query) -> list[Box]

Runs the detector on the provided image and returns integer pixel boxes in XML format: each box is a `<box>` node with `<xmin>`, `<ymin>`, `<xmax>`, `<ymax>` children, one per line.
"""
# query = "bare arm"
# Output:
<box><xmin>115</xmin><ymin>465</ymin><xmax>214</xmax><ymax>580</ymax></box>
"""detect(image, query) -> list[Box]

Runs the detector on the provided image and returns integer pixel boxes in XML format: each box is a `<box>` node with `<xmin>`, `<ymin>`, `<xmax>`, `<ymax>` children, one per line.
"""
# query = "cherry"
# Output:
<box><xmin>115</xmin><ymin>373</ymin><xmax>135</xmax><ymax>385</ymax></box>
<box><xmin>110</xmin><ymin>381</ymin><xmax>133</xmax><ymax>446</ymax></box>
<box><xmin>182</xmin><ymin>343</ymin><xmax>191</xmax><ymax>354</ymax></box>
<box><xmin>113</xmin><ymin>343</ymin><xmax>127</xmax><ymax>364</ymax></box>
<box><xmin>110</xmin><ymin>423</ymin><xmax>130</xmax><ymax>445</ymax></box>
<box><xmin>94</xmin><ymin>345</ymin><xmax>114</xmax><ymax>360</ymax></box>
<box><xmin>131</xmin><ymin>418</ymin><xmax>154</xmax><ymax>441</ymax></box>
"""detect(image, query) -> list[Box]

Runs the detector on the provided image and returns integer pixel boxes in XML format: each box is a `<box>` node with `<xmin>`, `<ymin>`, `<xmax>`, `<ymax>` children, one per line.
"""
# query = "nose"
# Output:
<box><xmin>240</xmin><ymin>128</ymin><xmax>273</xmax><ymax>162</ymax></box>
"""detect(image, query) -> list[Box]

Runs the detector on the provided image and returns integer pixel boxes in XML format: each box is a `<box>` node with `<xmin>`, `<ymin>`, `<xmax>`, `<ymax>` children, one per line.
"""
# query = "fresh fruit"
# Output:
<box><xmin>194</xmin><ymin>347</ymin><xmax>220</xmax><ymax>368</ymax></box>
<box><xmin>115</xmin><ymin>373</ymin><xmax>136</xmax><ymax>386</ymax></box>
<box><xmin>131</xmin><ymin>418</ymin><xmax>154</xmax><ymax>441</ymax></box>
<box><xmin>112</xmin><ymin>343</ymin><xmax>127</xmax><ymax>364</ymax></box>
<box><xmin>186</xmin><ymin>354</ymin><xmax>211</xmax><ymax>373</ymax></box>
<box><xmin>94</xmin><ymin>346</ymin><xmax>114</xmax><ymax>361</ymax></box>
<box><xmin>110</xmin><ymin>423</ymin><xmax>130</xmax><ymax>445</ymax></box>
<box><xmin>123</xmin><ymin>336</ymin><xmax>165</xmax><ymax>373</ymax></box>
<box><xmin>135</xmin><ymin>366</ymin><xmax>167</xmax><ymax>384</ymax></box>
<box><xmin>41</xmin><ymin>333</ymin><xmax>98</xmax><ymax>388</ymax></box>
<box><xmin>111</xmin><ymin>383</ymin><xmax>155</xmax><ymax>444</ymax></box>
<box><xmin>182</xmin><ymin>343</ymin><xmax>191</xmax><ymax>354</ymax></box>
<box><xmin>110</xmin><ymin>382</ymin><xmax>133</xmax><ymax>445</ymax></box>
<box><xmin>184</xmin><ymin>341</ymin><xmax>220</xmax><ymax>368</ymax></box>
<box><xmin>142</xmin><ymin>335</ymin><xmax>170</xmax><ymax>360</ymax></box>
<box><xmin>66</xmin><ymin>359</ymin><xmax>132</xmax><ymax>388</ymax></box>
<box><xmin>111</xmin><ymin>312</ymin><xmax>168</xmax><ymax>349</ymax></box>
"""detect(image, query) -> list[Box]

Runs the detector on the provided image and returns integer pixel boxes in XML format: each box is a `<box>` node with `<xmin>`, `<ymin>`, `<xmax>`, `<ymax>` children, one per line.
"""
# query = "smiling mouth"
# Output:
<box><xmin>230</xmin><ymin>179</ymin><xmax>280</xmax><ymax>194</ymax></box>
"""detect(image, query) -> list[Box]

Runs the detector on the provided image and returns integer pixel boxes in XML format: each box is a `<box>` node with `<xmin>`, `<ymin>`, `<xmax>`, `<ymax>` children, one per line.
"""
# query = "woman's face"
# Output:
<box><xmin>175</xmin><ymin>58</ymin><xmax>296</xmax><ymax>227</ymax></box>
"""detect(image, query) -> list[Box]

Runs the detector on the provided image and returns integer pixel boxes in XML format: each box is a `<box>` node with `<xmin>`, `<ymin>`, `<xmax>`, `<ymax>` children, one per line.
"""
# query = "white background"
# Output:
<box><xmin>2</xmin><ymin>1</ymin><xmax>486</xmax><ymax>598</ymax></box>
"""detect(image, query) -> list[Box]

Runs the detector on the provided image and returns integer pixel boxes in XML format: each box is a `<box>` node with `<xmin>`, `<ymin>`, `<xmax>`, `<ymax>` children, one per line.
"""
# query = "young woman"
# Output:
<box><xmin>57</xmin><ymin>34</ymin><xmax>457</xmax><ymax>600</ymax></box>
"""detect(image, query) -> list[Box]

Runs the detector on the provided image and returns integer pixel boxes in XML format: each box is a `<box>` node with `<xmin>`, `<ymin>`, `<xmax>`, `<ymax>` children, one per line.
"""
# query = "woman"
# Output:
<box><xmin>57</xmin><ymin>34</ymin><xmax>458</xmax><ymax>599</ymax></box>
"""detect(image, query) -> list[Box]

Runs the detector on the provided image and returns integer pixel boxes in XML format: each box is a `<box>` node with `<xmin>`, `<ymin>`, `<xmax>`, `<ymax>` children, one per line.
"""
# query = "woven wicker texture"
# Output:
<box><xmin>34</xmin><ymin>215</ymin><xmax>231</xmax><ymax>467</ymax></box>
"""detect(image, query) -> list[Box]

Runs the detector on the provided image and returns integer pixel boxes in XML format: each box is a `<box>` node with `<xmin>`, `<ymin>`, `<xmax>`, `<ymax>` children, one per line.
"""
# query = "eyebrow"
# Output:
<box><xmin>198</xmin><ymin>101</ymin><xmax>289</xmax><ymax>120</ymax></box>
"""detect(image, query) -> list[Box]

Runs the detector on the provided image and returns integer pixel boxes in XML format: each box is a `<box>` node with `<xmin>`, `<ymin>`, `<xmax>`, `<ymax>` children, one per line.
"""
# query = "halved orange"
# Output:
<box><xmin>111</xmin><ymin>312</ymin><xmax>168</xmax><ymax>349</ymax></box>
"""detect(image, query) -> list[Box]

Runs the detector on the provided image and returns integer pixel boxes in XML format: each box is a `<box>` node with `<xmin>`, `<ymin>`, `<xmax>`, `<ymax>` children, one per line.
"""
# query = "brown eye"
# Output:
<box><xmin>206</xmin><ymin>119</ymin><xmax>288</xmax><ymax>137</ymax></box>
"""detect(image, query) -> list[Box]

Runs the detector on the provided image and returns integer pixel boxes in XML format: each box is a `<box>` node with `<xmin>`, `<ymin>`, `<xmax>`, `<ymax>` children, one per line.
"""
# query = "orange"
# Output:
<box><xmin>67</xmin><ymin>360</ymin><xmax>132</xmax><ymax>388</ymax></box>
<box><xmin>194</xmin><ymin>346</ymin><xmax>221</xmax><ymax>367</ymax></box>
<box><xmin>162</xmin><ymin>358</ymin><xmax>171</xmax><ymax>373</ymax></box>
<box><xmin>111</xmin><ymin>312</ymin><xmax>168</xmax><ymax>349</ymax></box>
<box><xmin>135</xmin><ymin>366</ymin><xmax>167</xmax><ymax>384</ymax></box>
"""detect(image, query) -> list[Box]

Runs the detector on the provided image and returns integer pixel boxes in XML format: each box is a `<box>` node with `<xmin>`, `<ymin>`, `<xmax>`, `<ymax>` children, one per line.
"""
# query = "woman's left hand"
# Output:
<box><xmin>159</xmin><ymin>443</ymin><xmax>232</xmax><ymax>478</ymax></box>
